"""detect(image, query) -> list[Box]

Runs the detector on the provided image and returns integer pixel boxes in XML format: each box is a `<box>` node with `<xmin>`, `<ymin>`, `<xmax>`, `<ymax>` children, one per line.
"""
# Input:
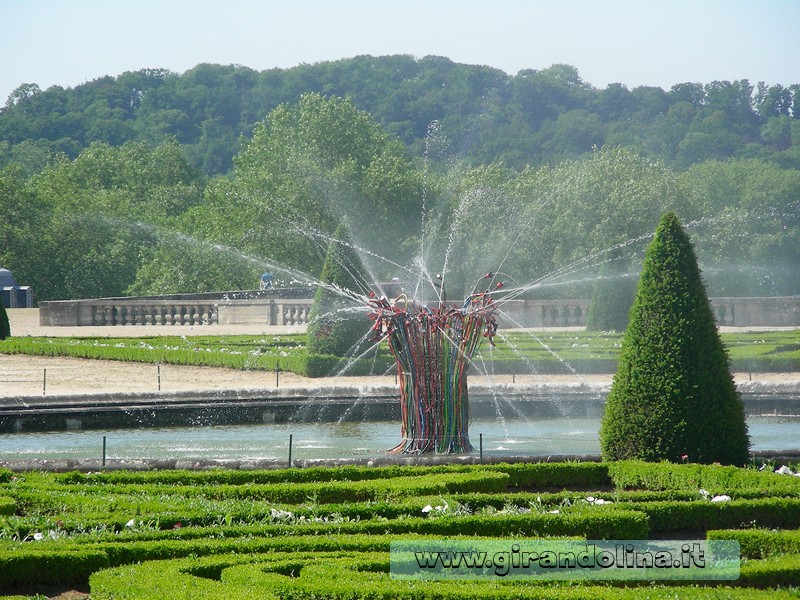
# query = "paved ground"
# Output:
<box><xmin>1</xmin><ymin>308</ymin><xmax>797</xmax><ymax>398</ymax></box>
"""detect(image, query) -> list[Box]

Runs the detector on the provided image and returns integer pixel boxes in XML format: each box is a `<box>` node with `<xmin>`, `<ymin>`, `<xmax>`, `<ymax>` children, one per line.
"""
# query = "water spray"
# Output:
<box><xmin>367</xmin><ymin>274</ymin><xmax>499</xmax><ymax>454</ymax></box>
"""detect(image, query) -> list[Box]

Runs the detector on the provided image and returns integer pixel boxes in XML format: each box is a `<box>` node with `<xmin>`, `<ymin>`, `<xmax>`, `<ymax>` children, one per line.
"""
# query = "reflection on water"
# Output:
<box><xmin>1</xmin><ymin>416</ymin><xmax>798</xmax><ymax>462</ymax></box>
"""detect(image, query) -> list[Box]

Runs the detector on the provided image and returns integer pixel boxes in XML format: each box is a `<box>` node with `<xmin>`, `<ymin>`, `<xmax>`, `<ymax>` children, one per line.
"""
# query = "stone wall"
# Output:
<box><xmin>39</xmin><ymin>291</ymin><xmax>316</xmax><ymax>327</ymax></box>
<box><xmin>712</xmin><ymin>296</ymin><xmax>800</xmax><ymax>327</ymax></box>
<box><xmin>38</xmin><ymin>292</ymin><xmax>800</xmax><ymax>328</ymax></box>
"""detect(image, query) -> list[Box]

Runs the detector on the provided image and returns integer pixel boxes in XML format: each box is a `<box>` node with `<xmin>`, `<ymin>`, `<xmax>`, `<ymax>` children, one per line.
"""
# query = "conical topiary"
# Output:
<box><xmin>306</xmin><ymin>228</ymin><xmax>370</xmax><ymax>358</ymax></box>
<box><xmin>0</xmin><ymin>296</ymin><xmax>10</xmax><ymax>340</ymax></box>
<box><xmin>600</xmin><ymin>212</ymin><xmax>749</xmax><ymax>465</ymax></box>
<box><xmin>586</xmin><ymin>249</ymin><xmax>637</xmax><ymax>332</ymax></box>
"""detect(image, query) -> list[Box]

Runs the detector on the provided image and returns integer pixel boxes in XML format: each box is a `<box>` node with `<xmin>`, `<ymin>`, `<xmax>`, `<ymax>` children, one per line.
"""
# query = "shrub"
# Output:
<box><xmin>707</xmin><ymin>528</ymin><xmax>800</xmax><ymax>559</ymax></box>
<box><xmin>600</xmin><ymin>212</ymin><xmax>749</xmax><ymax>465</ymax></box>
<box><xmin>89</xmin><ymin>551</ymin><xmax>794</xmax><ymax>600</ymax></box>
<box><xmin>0</xmin><ymin>548</ymin><xmax>109</xmax><ymax>587</ymax></box>
<box><xmin>306</xmin><ymin>227</ymin><xmax>372</xmax><ymax>359</ymax></box>
<box><xmin>490</xmin><ymin>462</ymin><xmax>611</xmax><ymax>489</ymax></box>
<box><xmin>0</xmin><ymin>296</ymin><xmax>9</xmax><ymax>340</ymax></box>
<box><xmin>586</xmin><ymin>250</ymin><xmax>637</xmax><ymax>332</ymax></box>
<box><xmin>623</xmin><ymin>497</ymin><xmax>800</xmax><ymax>533</ymax></box>
<box><xmin>607</xmin><ymin>460</ymin><xmax>800</xmax><ymax>495</ymax></box>
<box><xmin>736</xmin><ymin>552</ymin><xmax>800</xmax><ymax>589</ymax></box>
<box><xmin>0</xmin><ymin>496</ymin><xmax>15</xmax><ymax>516</ymax></box>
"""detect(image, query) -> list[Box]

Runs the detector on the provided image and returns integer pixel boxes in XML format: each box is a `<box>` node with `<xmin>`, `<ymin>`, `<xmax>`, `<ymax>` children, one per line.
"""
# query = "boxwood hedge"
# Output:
<box><xmin>1</xmin><ymin>460</ymin><xmax>799</xmax><ymax>597</ymax></box>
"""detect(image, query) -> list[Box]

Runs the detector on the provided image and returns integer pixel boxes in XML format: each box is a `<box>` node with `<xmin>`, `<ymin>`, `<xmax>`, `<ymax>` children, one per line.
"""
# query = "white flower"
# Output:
<box><xmin>33</xmin><ymin>532</ymin><xmax>44</xmax><ymax>541</ymax></box>
<box><xmin>126</xmin><ymin>519</ymin><xmax>136</xmax><ymax>528</ymax></box>
<box><xmin>711</xmin><ymin>495</ymin><xmax>731</xmax><ymax>503</ymax></box>
<box><xmin>775</xmin><ymin>465</ymin><xmax>795</xmax><ymax>475</ymax></box>
<box><xmin>585</xmin><ymin>496</ymin><xmax>613</xmax><ymax>505</ymax></box>
<box><xmin>270</xmin><ymin>508</ymin><xmax>293</xmax><ymax>520</ymax></box>
<box><xmin>698</xmin><ymin>489</ymin><xmax>710</xmax><ymax>498</ymax></box>
<box><xmin>421</xmin><ymin>504</ymin><xmax>433</xmax><ymax>514</ymax></box>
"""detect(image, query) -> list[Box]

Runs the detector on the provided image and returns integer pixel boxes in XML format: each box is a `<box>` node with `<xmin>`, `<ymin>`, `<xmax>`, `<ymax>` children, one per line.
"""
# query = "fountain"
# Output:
<box><xmin>367</xmin><ymin>279</ymin><xmax>499</xmax><ymax>453</ymax></box>
<box><xmin>3</xmin><ymin>122</ymin><xmax>799</xmax><ymax>467</ymax></box>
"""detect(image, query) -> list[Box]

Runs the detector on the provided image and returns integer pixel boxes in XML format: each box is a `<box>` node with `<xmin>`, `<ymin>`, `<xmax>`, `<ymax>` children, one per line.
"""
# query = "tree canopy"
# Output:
<box><xmin>2</xmin><ymin>56</ymin><xmax>798</xmax><ymax>177</ymax></box>
<box><xmin>1</xmin><ymin>81</ymin><xmax>798</xmax><ymax>302</ymax></box>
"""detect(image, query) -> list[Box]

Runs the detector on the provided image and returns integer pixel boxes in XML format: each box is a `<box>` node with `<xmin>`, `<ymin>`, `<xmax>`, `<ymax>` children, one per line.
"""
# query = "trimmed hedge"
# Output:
<box><xmin>491</xmin><ymin>462</ymin><xmax>611</xmax><ymax>489</ymax></box>
<box><xmin>57</xmin><ymin>463</ymin><xmax>479</xmax><ymax>486</ymax></box>
<box><xmin>607</xmin><ymin>460</ymin><xmax>800</xmax><ymax>495</ymax></box>
<box><xmin>3</xmin><ymin>461</ymin><xmax>800</xmax><ymax>597</ymax></box>
<box><xmin>707</xmin><ymin>528</ymin><xmax>800</xmax><ymax>560</ymax></box>
<box><xmin>46</xmin><ymin>471</ymin><xmax>512</xmax><ymax>504</ymax></box>
<box><xmin>737</xmin><ymin>552</ymin><xmax>800</xmax><ymax>589</ymax></box>
<box><xmin>0</xmin><ymin>336</ymin><xmax>309</xmax><ymax>374</ymax></box>
<box><xmin>89</xmin><ymin>551</ymin><xmax>799</xmax><ymax>600</ymax></box>
<box><xmin>621</xmin><ymin>498</ymin><xmax>800</xmax><ymax>533</ymax></box>
<box><xmin>56</xmin><ymin>462</ymin><xmax>611</xmax><ymax>489</ymax></box>
<box><xmin>0</xmin><ymin>547</ymin><xmax>109</xmax><ymax>588</ymax></box>
<box><xmin>0</xmin><ymin>496</ymin><xmax>14</xmax><ymax>516</ymax></box>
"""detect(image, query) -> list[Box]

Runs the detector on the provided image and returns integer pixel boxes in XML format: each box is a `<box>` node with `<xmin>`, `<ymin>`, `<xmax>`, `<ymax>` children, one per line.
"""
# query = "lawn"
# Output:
<box><xmin>0</xmin><ymin>330</ymin><xmax>798</xmax><ymax>377</ymax></box>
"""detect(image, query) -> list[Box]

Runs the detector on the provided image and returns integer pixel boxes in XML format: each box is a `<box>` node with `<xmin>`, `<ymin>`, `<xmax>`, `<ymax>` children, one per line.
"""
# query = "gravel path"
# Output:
<box><xmin>1</xmin><ymin>308</ymin><xmax>796</xmax><ymax>398</ymax></box>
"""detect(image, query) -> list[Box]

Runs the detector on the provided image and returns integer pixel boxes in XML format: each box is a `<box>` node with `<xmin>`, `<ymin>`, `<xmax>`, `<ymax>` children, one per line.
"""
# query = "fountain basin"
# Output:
<box><xmin>1</xmin><ymin>416</ymin><xmax>799</xmax><ymax>470</ymax></box>
<box><xmin>1</xmin><ymin>382</ymin><xmax>798</xmax><ymax>433</ymax></box>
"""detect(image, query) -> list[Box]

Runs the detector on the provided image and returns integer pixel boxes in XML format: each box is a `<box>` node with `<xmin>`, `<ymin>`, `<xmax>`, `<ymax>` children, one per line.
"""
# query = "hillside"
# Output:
<box><xmin>2</xmin><ymin>55</ymin><xmax>799</xmax><ymax>176</ymax></box>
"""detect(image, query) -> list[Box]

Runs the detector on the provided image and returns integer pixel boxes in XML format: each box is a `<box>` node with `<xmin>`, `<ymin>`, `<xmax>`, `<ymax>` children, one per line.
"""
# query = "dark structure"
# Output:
<box><xmin>0</xmin><ymin>267</ymin><xmax>34</xmax><ymax>308</ymax></box>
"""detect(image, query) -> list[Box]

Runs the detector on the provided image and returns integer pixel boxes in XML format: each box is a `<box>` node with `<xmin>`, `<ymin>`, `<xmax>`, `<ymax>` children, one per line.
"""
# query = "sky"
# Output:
<box><xmin>1</xmin><ymin>0</ymin><xmax>799</xmax><ymax>104</ymax></box>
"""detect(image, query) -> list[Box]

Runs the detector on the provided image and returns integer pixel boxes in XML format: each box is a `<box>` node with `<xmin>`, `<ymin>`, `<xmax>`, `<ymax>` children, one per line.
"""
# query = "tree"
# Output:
<box><xmin>681</xmin><ymin>158</ymin><xmax>800</xmax><ymax>296</ymax></box>
<box><xmin>600</xmin><ymin>212</ymin><xmax>749</xmax><ymax>465</ymax></box>
<box><xmin>205</xmin><ymin>92</ymin><xmax>423</xmax><ymax>283</ymax></box>
<box><xmin>18</xmin><ymin>140</ymin><xmax>203</xmax><ymax>300</ymax></box>
<box><xmin>306</xmin><ymin>228</ymin><xmax>371</xmax><ymax>358</ymax></box>
<box><xmin>127</xmin><ymin>240</ymin><xmax>258</xmax><ymax>296</ymax></box>
<box><xmin>585</xmin><ymin>250</ymin><xmax>637</xmax><ymax>331</ymax></box>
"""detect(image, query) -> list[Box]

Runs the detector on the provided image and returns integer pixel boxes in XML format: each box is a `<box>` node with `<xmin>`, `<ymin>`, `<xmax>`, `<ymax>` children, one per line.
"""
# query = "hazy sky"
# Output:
<box><xmin>2</xmin><ymin>0</ymin><xmax>798</xmax><ymax>104</ymax></box>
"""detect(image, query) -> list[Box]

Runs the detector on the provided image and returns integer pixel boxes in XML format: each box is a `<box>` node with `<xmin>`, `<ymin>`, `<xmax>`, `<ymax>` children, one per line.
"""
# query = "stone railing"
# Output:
<box><xmin>38</xmin><ymin>293</ymin><xmax>800</xmax><ymax>328</ymax></box>
<box><xmin>216</xmin><ymin>298</ymin><xmax>314</xmax><ymax>326</ymax></box>
<box><xmin>711</xmin><ymin>297</ymin><xmax>800</xmax><ymax>327</ymax></box>
<box><xmin>499</xmin><ymin>299</ymin><xmax>590</xmax><ymax>327</ymax></box>
<box><xmin>90</xmin><ymin>301</ymin><xmax>218</xmax><ymax>326</ymax></box>
<box><xmin>39</xmin><ymin>291</ymin><xmax>317</xmax><ymax>327</ymax></box>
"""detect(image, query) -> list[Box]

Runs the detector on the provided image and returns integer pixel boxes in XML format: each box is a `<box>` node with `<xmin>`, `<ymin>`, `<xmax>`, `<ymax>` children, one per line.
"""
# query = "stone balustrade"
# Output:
<box><xmin>38</xmin><ymin>292</ymin><xmax>800</xmax><ymax>328</ymax></box>
<box><xmin>215</xmin><ymin>298</ymin><xmax>314</xmax><ymax>326</ymax></box>
<box><xmin>40</xmin><ymin>292</ymin><xmax>317</xmax><ymax>327</ymax></box>
<box><xmin>711</xmin><ymin>296</ymin><xmax>800</xmax><ymax>327</ymax></box>
<box><xmin>90</xmin><ymin>302</ymin><xmax>218</xmax><ymax>326</ymax></box>
<box><xmin>499</xmin><ymin>299</ymin><xmax>590</xmax><ymax>327</ymax></box>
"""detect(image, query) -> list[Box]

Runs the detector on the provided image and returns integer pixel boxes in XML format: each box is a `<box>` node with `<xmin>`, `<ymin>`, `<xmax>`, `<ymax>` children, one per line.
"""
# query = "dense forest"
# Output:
<box><xmin>0</xmin><ymin>55</ymin><xmax>798</xmax><ymax>303</ymax></box>
<box><xmin>2</xmin><ymin>55</ymin><xmax>799</xmax><ymax>176</ymax></box>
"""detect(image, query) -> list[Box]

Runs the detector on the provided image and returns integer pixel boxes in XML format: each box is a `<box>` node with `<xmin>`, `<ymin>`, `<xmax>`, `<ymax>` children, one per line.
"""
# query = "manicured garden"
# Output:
<box><xmin>0</xmin><ymin>330</ymin><xmax>798</xmax><ymax>378</ymax></box>
<box><xmin>1</xmin><ymin>460</ymin><xmax>800</xmax><ymax>598</ymax></box>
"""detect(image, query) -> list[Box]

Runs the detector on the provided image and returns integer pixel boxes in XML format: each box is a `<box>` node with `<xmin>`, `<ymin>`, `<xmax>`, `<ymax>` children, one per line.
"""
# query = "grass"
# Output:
<box><xmin>0</xmin><ymin>334</ymin><xmax>308</xmax><ymax>372</ymax></box>
<box><xmin>0</xmin><ymin>330</ymin><xmax>797</xmax><ymax>377</ymax></box>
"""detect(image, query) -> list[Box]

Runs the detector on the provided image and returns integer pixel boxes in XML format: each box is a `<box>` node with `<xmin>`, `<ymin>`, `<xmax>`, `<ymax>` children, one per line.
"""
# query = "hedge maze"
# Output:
<box><xmin>0</xmin><ymin>460</ymin><xmax>799</xmax><ymax>598</ymax></box>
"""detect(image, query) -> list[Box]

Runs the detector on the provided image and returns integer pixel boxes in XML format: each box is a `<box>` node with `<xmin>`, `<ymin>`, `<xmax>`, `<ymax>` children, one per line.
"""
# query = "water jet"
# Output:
<box><xmin>367</xmin><ymin>275</ymin><xmax>501</xmax><ymax>454</ymax></box>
